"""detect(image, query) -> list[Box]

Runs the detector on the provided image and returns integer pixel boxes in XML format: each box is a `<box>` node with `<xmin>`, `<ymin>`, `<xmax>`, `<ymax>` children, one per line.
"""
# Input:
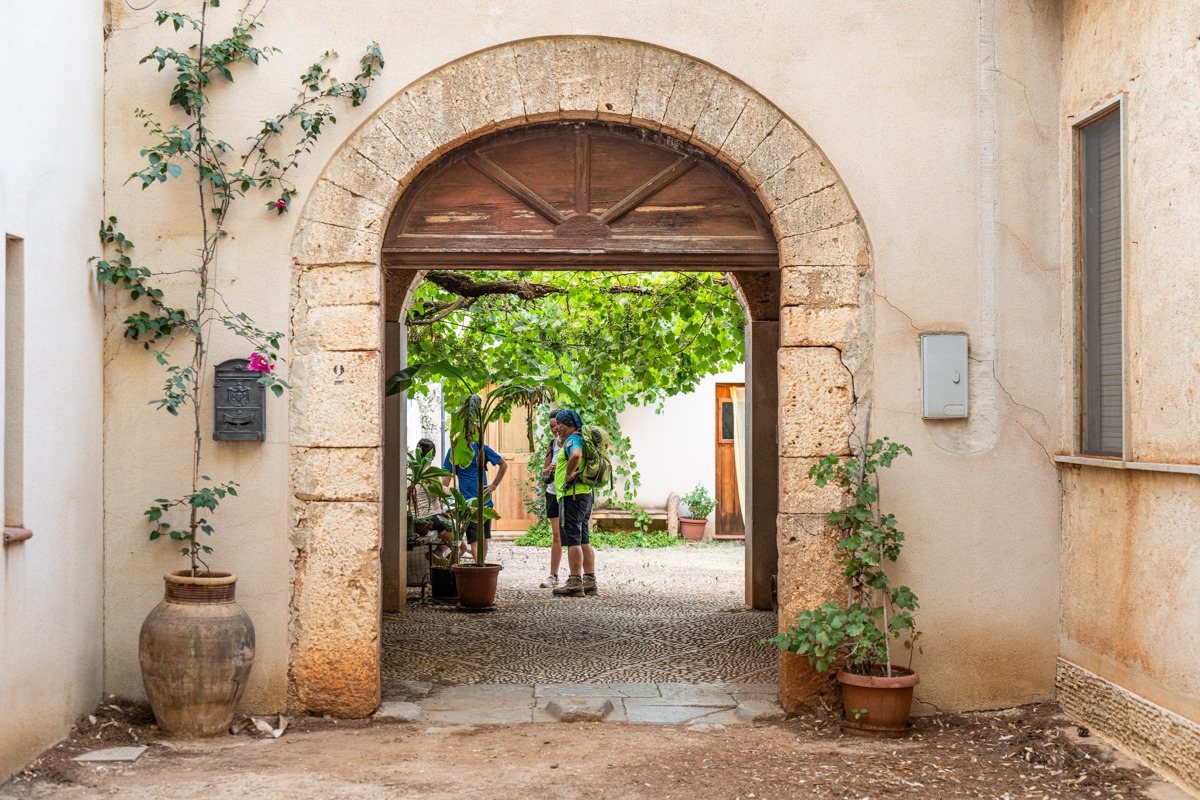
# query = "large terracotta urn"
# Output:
<box><xmin>139</xmin><ymin>571</ymin><xmax>255</xmax><ymax>737</ymax></box>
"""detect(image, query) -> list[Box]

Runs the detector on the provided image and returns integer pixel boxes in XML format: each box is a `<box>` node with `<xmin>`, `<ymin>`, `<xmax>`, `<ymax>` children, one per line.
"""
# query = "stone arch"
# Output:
<box><xmin>288</xmin><ymin>36</ymin><xmax>871</xmax><ymax>717</ymax></box>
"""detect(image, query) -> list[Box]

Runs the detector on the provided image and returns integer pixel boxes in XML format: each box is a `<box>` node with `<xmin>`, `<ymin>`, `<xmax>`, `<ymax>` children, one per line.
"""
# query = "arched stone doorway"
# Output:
<box><xmin>377</xmin><ymin>117</ymin><xmax>781</xmax><ymax>615</ymax></box>
<box><xmin>288</xmin><ymin>36</ymin><xmax>871</xmax><ymax>718</ymax></box>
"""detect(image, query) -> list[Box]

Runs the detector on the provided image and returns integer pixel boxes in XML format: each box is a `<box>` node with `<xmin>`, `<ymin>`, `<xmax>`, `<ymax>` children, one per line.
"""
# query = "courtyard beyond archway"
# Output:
<box><xmin>383</xmin><ymin>542</ymin><xmax>776</xmax><ymax>690</ymax></box>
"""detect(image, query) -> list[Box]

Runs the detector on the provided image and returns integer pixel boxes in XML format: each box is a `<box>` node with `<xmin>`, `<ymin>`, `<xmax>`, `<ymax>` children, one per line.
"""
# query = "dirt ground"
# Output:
<box><xmin>2</xmin><ymin>697</ymin><xmax>1188</xmax><ymax>799</ymax></box>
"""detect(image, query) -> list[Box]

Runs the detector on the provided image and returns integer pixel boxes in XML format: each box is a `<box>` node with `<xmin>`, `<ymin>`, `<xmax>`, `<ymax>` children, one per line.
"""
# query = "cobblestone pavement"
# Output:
<box><xmin>382</xmin><ymin>541</ymin><xmax>778</xmax><ymax>690</ymax></box>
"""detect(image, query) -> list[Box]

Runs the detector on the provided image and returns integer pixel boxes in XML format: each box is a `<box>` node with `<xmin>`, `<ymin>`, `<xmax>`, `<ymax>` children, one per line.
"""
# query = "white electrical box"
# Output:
<box><xmin>920</xmin><ymin>333</ymin><xmax>969</xmax><ymax>419</ymax></box>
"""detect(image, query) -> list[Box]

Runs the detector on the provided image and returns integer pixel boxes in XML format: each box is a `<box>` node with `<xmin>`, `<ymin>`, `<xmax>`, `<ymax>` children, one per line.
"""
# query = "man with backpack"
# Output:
<box><xmin>551</xmin><ymin>409</ymin><xmax>599</xmax><ymax>598</ymax></box>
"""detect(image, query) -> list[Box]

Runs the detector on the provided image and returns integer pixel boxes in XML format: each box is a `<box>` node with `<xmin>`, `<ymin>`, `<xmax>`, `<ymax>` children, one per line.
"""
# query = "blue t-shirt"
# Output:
<box><xmin>444</xmin><ymin>443</ymin><xmax>502</xmax><ymax>506</ymax></box>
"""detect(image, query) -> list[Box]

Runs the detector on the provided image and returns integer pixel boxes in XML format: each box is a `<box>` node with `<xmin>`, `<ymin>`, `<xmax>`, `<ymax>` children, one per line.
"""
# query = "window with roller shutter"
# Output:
<box><xmin>1077</xmin><ymin>106</ymin><xmax>1123</xmax><ymax>456</ymax></box>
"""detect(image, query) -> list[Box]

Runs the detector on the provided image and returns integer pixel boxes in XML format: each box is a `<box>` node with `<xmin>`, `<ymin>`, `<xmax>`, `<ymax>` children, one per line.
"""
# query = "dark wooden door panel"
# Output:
<box><xmin>384</xmin><ymin>121</ymin><xmax>778</xmax><ymax>269</ymax></box>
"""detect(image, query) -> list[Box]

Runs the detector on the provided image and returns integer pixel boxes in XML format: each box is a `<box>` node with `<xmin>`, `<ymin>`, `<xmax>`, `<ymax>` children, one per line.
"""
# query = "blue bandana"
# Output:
<box><xmin>556</xmin><ymin>409</ymin><xmax>583</xmax><ymax>431</ymax></box>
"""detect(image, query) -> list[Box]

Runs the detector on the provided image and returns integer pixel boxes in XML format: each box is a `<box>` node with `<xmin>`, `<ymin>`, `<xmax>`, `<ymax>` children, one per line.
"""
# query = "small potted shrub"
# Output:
<box><xmin>768</xmin><ymin>437</ymin><xmax>920</xmax><ymax>737</ymax></box>
<box><xmin>679</xmin><ymin>483</ymin><xmax>716</xmax><ymax>542</ymax></box>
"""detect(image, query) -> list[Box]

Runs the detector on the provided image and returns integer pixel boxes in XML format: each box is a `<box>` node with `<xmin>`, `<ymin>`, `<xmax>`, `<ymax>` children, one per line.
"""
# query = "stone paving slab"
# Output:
<box><xmin>623</xmin><ymin>700</ymin><xmax>737</xmax><ymax>725</ymax></box>
<box><xmin>396</xmin><ymin>682</ymin><xmax>782</xmax><ymax>727</ymax></box>
<box><xmin>534</xmin><ymin>682</ymin><xmax>661</xmax><ymax>698</ymax></box>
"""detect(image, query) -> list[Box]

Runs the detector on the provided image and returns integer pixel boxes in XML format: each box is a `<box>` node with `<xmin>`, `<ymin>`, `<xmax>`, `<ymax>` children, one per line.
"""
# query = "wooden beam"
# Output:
<box><xmin>597</xmin><ymin>156</ymin><xmax>697</xmax><ymax>225</ymax></box>
<box><xmin>466</xmin><ymin>153</ymin><xmax>566</xmax><ymax>225</ymax></box>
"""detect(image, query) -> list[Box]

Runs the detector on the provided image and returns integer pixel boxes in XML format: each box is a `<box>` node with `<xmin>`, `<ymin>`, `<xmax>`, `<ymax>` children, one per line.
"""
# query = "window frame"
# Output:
<box><xmin>1071</xmin><ymin>96</ymin><xmax>1127</xmax><ymax>459</ymax></box>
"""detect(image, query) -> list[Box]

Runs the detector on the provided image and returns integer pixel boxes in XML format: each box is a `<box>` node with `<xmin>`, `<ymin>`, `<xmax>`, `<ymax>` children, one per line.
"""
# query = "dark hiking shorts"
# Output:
<box><xmin>545</xmin><ymin>491</ymin><xmax>560</xmax><ymax>519</ymax></box>
<box><xmin>559</xmin><ymin>492</ymin><xmax>593</xmax><ymax>548</ymax></box>
<box><xmin>465</xmin><ymin>518</ymin><xmax>492</xmax><ymax>545</ymax></box>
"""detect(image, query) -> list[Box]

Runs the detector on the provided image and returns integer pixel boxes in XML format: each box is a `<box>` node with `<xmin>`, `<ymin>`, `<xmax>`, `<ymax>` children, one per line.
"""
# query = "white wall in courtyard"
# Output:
<box><xmin>0</xmin><ymin>1</ymin><xmax>105</xmax><ymax>781</ymax></box>
<box><xmin>618</xmin><ymin>367</ymin><xmax>744</xmax><ymax>535</ymax></box>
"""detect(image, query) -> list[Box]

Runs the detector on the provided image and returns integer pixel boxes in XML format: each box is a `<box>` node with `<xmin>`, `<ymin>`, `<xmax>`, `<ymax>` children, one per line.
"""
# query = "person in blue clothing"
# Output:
<box><xmin>442</xmin><ymin>427</ymin><xmax>509</xmax><ymax>561</ymax></box>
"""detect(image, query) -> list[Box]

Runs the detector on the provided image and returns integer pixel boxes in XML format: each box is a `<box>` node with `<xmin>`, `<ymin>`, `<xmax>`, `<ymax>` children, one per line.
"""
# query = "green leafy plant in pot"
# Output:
<box><xmin>679</xmin><ymin>483</ymin><xmax>716</xmax><ymax>542</ymax></box>
<box><xmin>388</xmin><ymin>360</ymin><xmax>575</xmax><ymax>609</ymax></box>
<box><xmin>405</xmin><ymin>448</ymin><xmax>458</xmax><ymax>596</ymax></box>
<box><xmin>93</xmin><ymin>0</ymin><xmax>382</xmax><ymax>736</ymax></box>
<box><xmin>768</xmin><ymin>437</ymin><xmax>920</xmax><ymax>738</ymax></box>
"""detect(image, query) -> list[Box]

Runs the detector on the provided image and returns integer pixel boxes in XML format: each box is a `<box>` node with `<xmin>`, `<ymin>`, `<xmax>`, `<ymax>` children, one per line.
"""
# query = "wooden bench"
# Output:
<box><xmin>589</xmin><ymin>493</ymin><xmax>680</xmax><ymax>535</ymax></box>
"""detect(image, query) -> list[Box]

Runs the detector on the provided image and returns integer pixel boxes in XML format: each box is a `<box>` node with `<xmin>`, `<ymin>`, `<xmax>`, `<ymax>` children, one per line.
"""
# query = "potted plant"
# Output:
<box><xmin>679</xmin><ymin>483</ymin><xmax>716</xmax><ymax>542</ymax></box>
<box><xmin>405</xmin><ymin>448</ymin><xmax>458</xmax><ymax>598</ymax></box>
<box><xmin>768</xmin><ymin>437</ymin><xmax>920</xmax><ymax>738</ymax></box>
<box><xmin>387</xmin><ymin>360</ymin><xmax>575</xmax><ymax>609</ymax></box>
<box><xmin>93</xmin><ymin>2</ymin><xmax>382</xmax><ymax>736</ymax></box>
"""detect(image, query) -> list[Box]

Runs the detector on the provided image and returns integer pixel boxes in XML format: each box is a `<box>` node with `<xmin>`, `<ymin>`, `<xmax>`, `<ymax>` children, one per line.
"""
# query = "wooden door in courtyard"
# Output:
<box><xmin>715</xmin><ymin>383</ymin><xmax>746</xmax><ymax>538</ymax></box>
<box><xmin>486</xmin><ymin>409</ymin><xmax>538</xmax><ymax>531</ymax></box>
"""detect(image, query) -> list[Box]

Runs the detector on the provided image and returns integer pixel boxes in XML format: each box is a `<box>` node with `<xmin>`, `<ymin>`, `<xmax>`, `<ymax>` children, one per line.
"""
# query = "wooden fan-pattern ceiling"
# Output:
<box><xmin>383</xmin><ymin>122</ymin><xmax>778</xmax><ymax>269</ymax></box>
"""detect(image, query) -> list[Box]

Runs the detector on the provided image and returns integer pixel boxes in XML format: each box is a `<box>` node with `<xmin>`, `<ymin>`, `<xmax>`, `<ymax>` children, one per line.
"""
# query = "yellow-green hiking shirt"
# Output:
<box><xmin>554</xmin><ymin>432</ymin><xmax>593</xmax><ymax>497</ymax></box>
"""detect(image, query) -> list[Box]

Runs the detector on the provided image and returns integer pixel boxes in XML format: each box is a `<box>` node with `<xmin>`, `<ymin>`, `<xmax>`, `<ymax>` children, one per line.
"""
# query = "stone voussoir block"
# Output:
<box><xmin>294</xmin><ymin>304</ymin><xmax>380</xmax><ymax>353</ymax></box>
<box><xmin>661</xmin><ymin>59</ymin><xmax>721</xmax><ymax>139</ymax></box>
<box><xmin>402</xmin><ymin>78</ymin><xmax>471</xmax><ymax>157</ymax></box>
<box><xmin>348</xmin><ymin>116</ymin><xmax>419</xmax><ymax>183</ymax></box>
<box><xmin>631</xmin><ymin>48</ymin><xmax>684</xmax><ymax>129</ymax></box>
<box><xmin>471</xmin><ymin>46</ymin><xmax>529</xmax><ymax>127</ymax></box>
<box><xmin>781</xmin><ymin>265</ymin><xmax>860</xmax><ymax>308</ymax></box>
<box><xmin>290</xmin><ymin>350</ymin><xmax>382</xmax><ymax>448</ymax></box>
<box><xmin>758</xmin><ymin>147</ymin><xmax>839</xmax><ymax>212</ymax></box>
<box><xmin>719</xmin><ymin>93</ymin><xmax>783</xmax><ymax>168</ymax></box>
<box><xmin>324</xmin><ymin>149</ymin><xmax>403</xmax><ymax>210</ymax></box>
<box><xmin>292</xmin><ymin>446</ymin><xmax>382</xmax><ymax>502</ymax></box>
<box><xmin>297</xmin><ymin>264</ymin><xmax>381</xmax><ymax>308</ymax></box>
<box><xmin>512</xmin><ymin>40</ymin><xmax>560</xmax><ymax>120</ymax></box>
<box><xmin>690</xmin><ymin>79</ymin><xmax>753</xmax><ymax>156</ymax></box>
<box><xmin>555</xmin><ymin>39</ymin><xmax>602</xmax><ymax>119</ymax></box>
<box><xmin>780</xmin><ymin>305</ymin><xmax>860</xmax><ymax>348</ymax></box>
<box><xmin>770</xmin><ymin>184</ymin><xmax>857</xmax><ymax>239</ymax></box>
<box><xmin>741</xmin><ymin>122</ymin><xmax>814</xmax><ymax>190</ymax></box>
<box><xmin>377</xmin><ymin>101</ymin><xmax>439</xmax><ymax>167</ymax></box>
<box><xmin>291</xmin><ymin>219</ymin><xmax>381</xmax><ymax>267</ymax></box>
<box><xmin>304</xmin><ymin>179</ymin><xmax>386</xmax><ymax>233</ymax></box>
<box><xmin>436</xmin><ymin>59</ymin><xmax>502</xmax><ymax>139</ymax></box>
<box><xmin>779</xmin><ymin>221</ymin><xmax>869</xmax><ymax>268</ymax></box>
<box><xmin>779</xmin><ymin>458</ymin><xmax>846</xmax><ymax>515</ymax></box>
<box><xmin>591</xmin><ymin>39</ymin><xmax>641</xmax><ymax>121</ymax></box>
<box><xmin>778</xmin><ymin>347</ymin><xmax>854</xmax><ymax>457</ymax></box>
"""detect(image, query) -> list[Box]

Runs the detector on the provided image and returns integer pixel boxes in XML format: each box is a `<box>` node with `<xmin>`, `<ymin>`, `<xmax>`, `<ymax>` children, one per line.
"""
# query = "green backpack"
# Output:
<box><xmin>578</xmin><ymin>424</ymin><xmax>613</xmax><ymax>490</ymax></box>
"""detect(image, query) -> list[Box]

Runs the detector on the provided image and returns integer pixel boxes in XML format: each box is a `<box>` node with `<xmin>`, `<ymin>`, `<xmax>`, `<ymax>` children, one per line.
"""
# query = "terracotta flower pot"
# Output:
<box><xmin>139</xmin><ymin>571</ymin><xmax>255</xmax><ymax>737</ymax></box>
<box><xmin>837</xmin><ymin>666</ymin><xmax>919</xmax><ymax>738</ymax></box>
<box><xmin>679</xmin><ymin>517</ymin><xmax>707</xmax><ymax>542</ymax></box>
<box><xmin>451</xmin><ymin>563</ymin><xmax>503</xmax><ymax>610</ymax></box>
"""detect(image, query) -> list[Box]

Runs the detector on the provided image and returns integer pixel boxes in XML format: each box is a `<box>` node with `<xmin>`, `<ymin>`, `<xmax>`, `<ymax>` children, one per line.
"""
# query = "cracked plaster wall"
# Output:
<box><xmin>1058</xmin><ymin>3</ymin><xmax>1200</xmax><ymax>785</ymax></box>
<box><xmin>99</xmin><ymin>2</ymin><xmax>1064</xmax><ymax>721</ymax></box>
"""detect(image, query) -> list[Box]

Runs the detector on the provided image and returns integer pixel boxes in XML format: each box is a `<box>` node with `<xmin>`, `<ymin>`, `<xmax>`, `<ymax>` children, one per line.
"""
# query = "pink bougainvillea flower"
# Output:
<box><xmin>247</xmin><ymin>352</ymin><xmax>275</xmax><ymax>373</ymax></box>
<box><xmin>272</xmin><ymin>199</ymin><xmax>287</xmax><ymax>209</ymax></box>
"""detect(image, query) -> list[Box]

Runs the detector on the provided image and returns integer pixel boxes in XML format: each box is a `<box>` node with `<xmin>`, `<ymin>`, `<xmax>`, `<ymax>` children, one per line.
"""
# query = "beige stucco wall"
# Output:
<box><xmin>1058</xmin><ymin>2</ymin><xmax>1200</xmax><ymax>785</ymax></box>
<box><xmin>617</xmin><ymin>366</ymin><xmax>745</xmax><ymax>533</ymax></box>
<box><xmin>101</xmin><ymin>0</ymin><xmax>1064</xmax><ymax>717</ymax></box>
<box><xmin>0</xmin><ymin>1</ymin><xmax>106</xmax><ymax>781</ymax></box>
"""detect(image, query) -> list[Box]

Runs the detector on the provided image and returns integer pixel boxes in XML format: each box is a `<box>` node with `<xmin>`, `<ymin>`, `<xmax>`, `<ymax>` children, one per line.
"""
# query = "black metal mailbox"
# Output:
<box><xmin>213</xmin><ymin>358</ymin><xmax>266</xmax><ymax>441</ymax></box>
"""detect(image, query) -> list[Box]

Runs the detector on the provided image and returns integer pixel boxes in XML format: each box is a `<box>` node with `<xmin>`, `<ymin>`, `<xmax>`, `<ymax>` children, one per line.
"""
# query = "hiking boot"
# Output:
<box><xmin>552</xmin><ymin>576</ymin><xmax>585</xmax><ymax>597</ymax></box>
<box><xmin>581</xmin><ymin>574</ymin><xmax>599</xmax><ymax>597</ymax></box>
<box><xmin>539</xmin><ymin>574</ymin><xmax>560</xmax><ymax>589</ymax></box>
